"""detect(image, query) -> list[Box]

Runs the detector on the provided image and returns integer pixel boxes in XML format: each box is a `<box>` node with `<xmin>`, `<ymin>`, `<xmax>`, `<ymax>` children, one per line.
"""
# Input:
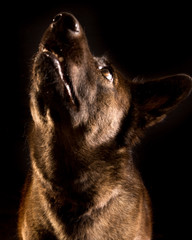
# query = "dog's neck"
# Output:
<box><xmin>29</xmin><ymin>121</ymin><xmax>133</xmax><ymax>198</ymax></box>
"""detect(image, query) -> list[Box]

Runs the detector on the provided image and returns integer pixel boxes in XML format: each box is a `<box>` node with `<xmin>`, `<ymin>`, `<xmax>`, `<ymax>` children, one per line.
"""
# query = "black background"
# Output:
<box><xmin>1</xmin><ymin>1</ymin><xmax>192</xmax><ymax>239</ymax></box>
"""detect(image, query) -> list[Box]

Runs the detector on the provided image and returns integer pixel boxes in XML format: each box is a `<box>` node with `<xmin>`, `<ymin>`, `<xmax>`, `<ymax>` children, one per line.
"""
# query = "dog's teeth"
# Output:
<box><xmin>43</xmin><ymin>48</ymin><xmax>48</xmax><ymax>52</ymax></box>
<box><xmin>42</xmin><ymin>48</ymin><xmax>63</xmax><ymax>62</ymax></box>
<box><xmin>59</xmin><ymin>57</ymin><xmax>64</xmax><ymax>62</ymax></box>
<box><xmin>53</xmin><ymin>51</ymin><xmax>59</xmax><ymax>58</ymax></box>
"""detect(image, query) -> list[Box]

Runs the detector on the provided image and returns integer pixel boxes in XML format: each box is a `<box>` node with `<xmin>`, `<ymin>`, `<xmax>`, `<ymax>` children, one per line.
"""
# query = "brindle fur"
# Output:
<box><xmin>18</xmin><ymin>12</ymin><xmax>192</xmax><ymax>240</ymax></box>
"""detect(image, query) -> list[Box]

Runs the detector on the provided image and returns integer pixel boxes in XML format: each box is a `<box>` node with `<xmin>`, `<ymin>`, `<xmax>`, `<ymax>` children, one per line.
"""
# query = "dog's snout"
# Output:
<box><xmin>52</xmin><ymin>12</ymin><xmax>80</xmax><ymax>33</ymax></box>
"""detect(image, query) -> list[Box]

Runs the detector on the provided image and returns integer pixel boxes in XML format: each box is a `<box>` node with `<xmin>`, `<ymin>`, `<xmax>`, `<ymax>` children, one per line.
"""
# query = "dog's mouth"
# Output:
<box><xmin>35</xmin><ymin>12</ymin><xmax>84</xmax><ymax>108</ymax></box>
<box><xmin>41</xmin><ymin>48</ymin><xmax>78</xmax><ymax>107</ymax></box>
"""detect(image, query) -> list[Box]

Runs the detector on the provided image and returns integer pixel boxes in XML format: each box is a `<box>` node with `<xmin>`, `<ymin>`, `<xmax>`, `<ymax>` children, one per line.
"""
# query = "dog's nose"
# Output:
<box><xmin>52</xmin><ymin>12</ymin><xmax>80</xmax><ymax>33</ymax></box>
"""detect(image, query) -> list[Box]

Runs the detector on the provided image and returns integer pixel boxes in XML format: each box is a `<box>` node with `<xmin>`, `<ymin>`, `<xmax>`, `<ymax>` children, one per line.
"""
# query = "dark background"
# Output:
<box><xmin>1</xmin><ymin>1</ymin><xmax>192</xmax><ymax>239</ymax></box>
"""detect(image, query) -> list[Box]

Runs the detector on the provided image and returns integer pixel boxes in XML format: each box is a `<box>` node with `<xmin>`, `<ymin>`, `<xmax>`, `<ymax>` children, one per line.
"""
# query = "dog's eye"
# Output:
<box><xmin>100</xmin><ymin>66</ymin><xmax>113</xmax><ymax>83</ymax></box>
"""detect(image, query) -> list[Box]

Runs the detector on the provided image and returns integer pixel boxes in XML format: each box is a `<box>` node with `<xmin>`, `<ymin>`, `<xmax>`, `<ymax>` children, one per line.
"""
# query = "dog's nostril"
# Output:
<box><xmin>52</xmin><ymin>12</ymin><xmax>80</xmax><ymax>33</ymax></box>
<box><xmin>53</xmin><ymin>13</ymin><xmax>63</xmax><ymax>23</ymax></box>
<box><xmin>64</xmin><ymin>14</ymin><xmax>80</xmax><ymax>32</ymax></box>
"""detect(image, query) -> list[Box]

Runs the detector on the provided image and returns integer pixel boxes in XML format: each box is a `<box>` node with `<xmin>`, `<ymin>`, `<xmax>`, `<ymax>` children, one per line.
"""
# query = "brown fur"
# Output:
<box><xmin>18</xmin><ymin>12</ymin><xmax>192</xmax><ymax>240</ymax></box>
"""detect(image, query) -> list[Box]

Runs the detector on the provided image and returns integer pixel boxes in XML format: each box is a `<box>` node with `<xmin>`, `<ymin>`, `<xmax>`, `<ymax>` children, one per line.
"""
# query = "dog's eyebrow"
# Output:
<box><xmin>94</xmin><ymin>56</ymin><xmax>111</xmax><ymax>68</ymax></box>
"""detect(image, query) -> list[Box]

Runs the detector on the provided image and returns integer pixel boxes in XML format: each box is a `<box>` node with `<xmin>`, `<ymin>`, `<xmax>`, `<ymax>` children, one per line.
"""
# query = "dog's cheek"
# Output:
<box><xmin>30</xmin><ymin>94</ymin><xmax>46</xmax><ymax>126</ymax></box>
<box><xmin>84</xmin><ymin>94</ymin><xmax>125</xmax><ymax>147</ymax></box>
<box><xmin>30</xmin><ymin>90</ymin><xmax>55</xmax><ymax>128</ymax></box>
<box><xmin>69</xmin><ymin>64</ymin><xmax>98</xmax><ymax>103</ymax></box>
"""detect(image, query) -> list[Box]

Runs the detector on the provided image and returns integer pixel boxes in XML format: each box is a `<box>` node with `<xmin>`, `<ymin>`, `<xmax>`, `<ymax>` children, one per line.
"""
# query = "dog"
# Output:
<box><xmin>18</xmin><ymin>12</ymin><xmax>192</xmax><ymax>240</ymax></box>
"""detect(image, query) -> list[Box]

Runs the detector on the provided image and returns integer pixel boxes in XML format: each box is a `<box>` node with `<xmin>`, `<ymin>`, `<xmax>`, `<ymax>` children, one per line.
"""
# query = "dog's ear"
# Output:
<box><xmin>131</xmin><ymin>74</ymin><xmax>192</xmax><ymax>128</ymax></box>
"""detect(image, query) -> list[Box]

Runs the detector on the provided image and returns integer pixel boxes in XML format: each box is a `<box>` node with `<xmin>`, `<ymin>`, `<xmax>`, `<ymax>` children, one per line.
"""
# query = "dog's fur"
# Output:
<box><xmin>18</xmin><ymin>12</ymin><xmax>192</xmax><ymax>240</ymax></box>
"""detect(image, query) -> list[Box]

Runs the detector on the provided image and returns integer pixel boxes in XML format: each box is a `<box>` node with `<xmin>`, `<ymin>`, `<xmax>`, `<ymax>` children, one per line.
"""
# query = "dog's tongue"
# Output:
<box><xmin>43</xmin><ymin>51</ymin><xmax>75</xmax><ymax>105</ymax></box>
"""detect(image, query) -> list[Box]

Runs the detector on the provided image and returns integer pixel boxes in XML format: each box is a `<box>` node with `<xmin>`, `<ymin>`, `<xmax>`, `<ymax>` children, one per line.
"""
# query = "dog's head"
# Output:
<box><xmin>31</xmin><ymin>12</ymin><xmax>192</xmax><ymax>147</ymax></box>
